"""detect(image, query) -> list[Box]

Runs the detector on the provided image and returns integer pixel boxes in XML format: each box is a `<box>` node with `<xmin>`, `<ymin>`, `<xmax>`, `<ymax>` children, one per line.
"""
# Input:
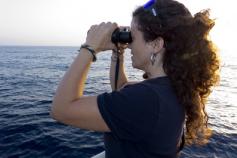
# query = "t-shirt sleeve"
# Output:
<box><xmin>97</xmin><ymin>83</ymin><xmax>158</xmax><ymax>142</ymax></box>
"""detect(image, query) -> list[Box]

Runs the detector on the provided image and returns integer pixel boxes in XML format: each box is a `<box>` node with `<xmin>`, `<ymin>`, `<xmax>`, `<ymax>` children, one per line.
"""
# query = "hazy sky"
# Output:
<box><xmin>0</xmin><ymin>0</ymin><xmax>235</xmax><ymax>52</ymax></box>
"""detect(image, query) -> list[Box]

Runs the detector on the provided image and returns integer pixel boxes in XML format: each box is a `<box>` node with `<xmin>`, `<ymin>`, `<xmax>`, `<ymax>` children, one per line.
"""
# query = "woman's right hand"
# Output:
<box><xmin>85</xmin><ymin>22</ymin><xmax>118</xmax><ymax>53</ymax></box>
<box><xmin>85</xmin><ymin>23</ymin><xmax>130</xmax><ymax>54</ymax></box>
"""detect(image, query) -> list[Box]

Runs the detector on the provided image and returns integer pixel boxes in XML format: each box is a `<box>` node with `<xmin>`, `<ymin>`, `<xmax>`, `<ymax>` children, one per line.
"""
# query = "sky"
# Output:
<box><xmin>0</xmin><ymin>0</ymin><xmax>236</xmax><ymax>53</ymax></box>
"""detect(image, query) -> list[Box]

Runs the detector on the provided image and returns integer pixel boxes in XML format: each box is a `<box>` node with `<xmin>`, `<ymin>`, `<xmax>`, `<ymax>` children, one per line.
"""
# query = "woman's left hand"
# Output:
<box><xmin>85</xmin><ymin>22</ymin><xmax>118</xmax><ymax>54</ymax></box>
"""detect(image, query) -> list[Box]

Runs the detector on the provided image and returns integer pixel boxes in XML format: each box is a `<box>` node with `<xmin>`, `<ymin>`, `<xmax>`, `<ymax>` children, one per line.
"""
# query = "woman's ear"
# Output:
<box><xmin>147</xmin><ymin>37</ymin><xmax>164</xmax><ymax>53</ymax></box>
<box><xmin>153</xmin><ymin>37</ymin><xmax>164</xmax><ymax>52</ymax></box>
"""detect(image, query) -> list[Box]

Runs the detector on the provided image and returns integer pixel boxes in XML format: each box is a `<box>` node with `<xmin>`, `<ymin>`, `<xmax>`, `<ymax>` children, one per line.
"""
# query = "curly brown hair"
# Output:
<box><xmin>133</xmin><ymin>0</ymin><xmax>220</xmax><ymax>145</ymax></box>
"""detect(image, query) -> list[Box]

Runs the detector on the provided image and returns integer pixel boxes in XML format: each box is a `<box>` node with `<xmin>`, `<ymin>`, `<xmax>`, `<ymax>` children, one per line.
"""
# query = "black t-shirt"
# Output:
<box><xmin>97</xmin><ymin>76</ymin><xmax>185</xmax><ymax>158</ymax></box>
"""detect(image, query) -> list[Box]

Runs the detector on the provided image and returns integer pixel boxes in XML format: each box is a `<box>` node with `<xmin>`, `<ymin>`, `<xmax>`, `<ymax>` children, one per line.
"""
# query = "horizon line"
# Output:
<box><xmin>0</xmin><ymin>44</ymin><xmax>80</xmax><ymax>47</ymax></box>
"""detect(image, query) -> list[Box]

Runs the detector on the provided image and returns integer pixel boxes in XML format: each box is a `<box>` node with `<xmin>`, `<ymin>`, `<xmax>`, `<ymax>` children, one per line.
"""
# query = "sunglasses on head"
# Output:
<box><xmin>143</xmin><ymin>0</ymin><xmax>158</xmax><ymax>16</ymax></box>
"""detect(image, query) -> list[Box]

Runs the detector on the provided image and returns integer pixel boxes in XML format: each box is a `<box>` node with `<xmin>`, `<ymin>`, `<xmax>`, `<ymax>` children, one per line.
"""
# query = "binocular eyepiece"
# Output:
<box><xmin>111</xmin><ymin>28</ymin><xmax>132</xmax><ymax>44</ymax></box>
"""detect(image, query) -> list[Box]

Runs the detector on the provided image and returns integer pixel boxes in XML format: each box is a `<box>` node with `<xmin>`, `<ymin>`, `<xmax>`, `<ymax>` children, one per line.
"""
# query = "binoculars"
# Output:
<box><xmin>111</xmin><ymin>28</ymin><xmax>132</xmax><ymax>44</ymax></box>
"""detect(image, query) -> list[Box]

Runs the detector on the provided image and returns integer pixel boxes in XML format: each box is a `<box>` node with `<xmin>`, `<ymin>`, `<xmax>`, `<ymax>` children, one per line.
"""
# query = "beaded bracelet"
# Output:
<box><xmin>79</xmin><ymin>44</ymin><xmax>97</xmax><ymax>62</ymax></box>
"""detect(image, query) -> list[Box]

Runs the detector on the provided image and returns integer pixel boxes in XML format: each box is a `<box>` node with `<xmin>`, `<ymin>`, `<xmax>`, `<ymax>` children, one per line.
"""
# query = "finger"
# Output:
<box><xmin>111</xmin><ymin>22</ymin><xmax>118</xmax><ymax>29</ymax></box>
<box><xmin>99</xmin><ymin>22</ymin><xmax>106</xmax><ymax>26</ymax></box>
<box><xmin>91</xmin><ymin>25</ymin><xmax>98</xmax><ymax>30</ymax></box>
<box><xmin>118</xmin><ymin>43</ymin><xmax>128</xmax><ymax>49</ymax></box>
<box><xmin>105</xmin><ymin>22</ymin><xmax>115</xmax><ymax>27</ymax></box>
<box><xmin>87</xmin><ymin>25</ymin><xmax>97</xmax><ymax>33</ymax></box>
<box><xmin>104</xmin><ymin>22</ymin><xmax>118</xmax><ymax>35</ymax></box>
<box><xmin>104</xmin><ymin>22</ymin><xmax>117</xmax><ymax>28</ymax></box>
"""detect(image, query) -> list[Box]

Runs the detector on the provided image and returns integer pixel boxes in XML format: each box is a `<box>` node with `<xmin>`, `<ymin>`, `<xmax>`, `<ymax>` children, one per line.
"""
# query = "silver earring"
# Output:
<box><xmin>150</xmin><ymin>53</ymin><xmax>157</xmax><ymax>66</ymax></box>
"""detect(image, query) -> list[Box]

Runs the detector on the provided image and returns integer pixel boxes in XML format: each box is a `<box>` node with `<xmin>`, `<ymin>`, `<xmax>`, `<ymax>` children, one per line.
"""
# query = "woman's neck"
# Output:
<box><xmin>145</xmin><ymin>68</ymin><xmax>167</xmax><ymax>79</ymax></box>
<box><xmin>143</xmin><ymin>50</ymin><xmax>167</xmax><ymax>79</ymax></box>
<box><xmin>144</xmin><ymin>62</ymin><xmax>167</xmax><ymax>79</ymax></box>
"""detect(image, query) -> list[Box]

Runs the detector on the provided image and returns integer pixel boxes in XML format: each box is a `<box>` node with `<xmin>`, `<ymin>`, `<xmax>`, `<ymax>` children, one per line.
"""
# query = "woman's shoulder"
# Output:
<box><xmin>120</xmin><ymin>81</ymin><xmax>140</xmax><ymax>89</ymax></box>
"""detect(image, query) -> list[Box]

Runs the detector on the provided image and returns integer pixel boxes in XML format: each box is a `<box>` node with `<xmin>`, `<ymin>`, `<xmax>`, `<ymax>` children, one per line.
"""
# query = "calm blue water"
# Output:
<box><xmin>0</xmin><ymin>46</ymin><xmax>236</xmax><ymax>158</ymax></box>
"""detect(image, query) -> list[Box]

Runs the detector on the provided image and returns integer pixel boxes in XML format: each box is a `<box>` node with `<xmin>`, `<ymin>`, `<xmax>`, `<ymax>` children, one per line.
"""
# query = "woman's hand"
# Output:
<box><xmin>85</xmin><ymin>22</ymin><xmax>118</xmax><ymax>53</ymax></box>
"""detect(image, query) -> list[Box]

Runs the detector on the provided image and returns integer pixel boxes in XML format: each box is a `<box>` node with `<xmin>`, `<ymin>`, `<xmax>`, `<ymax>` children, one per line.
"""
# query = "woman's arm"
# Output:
<box><xmin>50</xmin><ymin>22</ymin><xmax>118</xmax><ymax>132</ymax></box>
<box><xmin>50</xmin><ymin>49</ymin><xmax>110</xmax><ymax>131</ymax></box>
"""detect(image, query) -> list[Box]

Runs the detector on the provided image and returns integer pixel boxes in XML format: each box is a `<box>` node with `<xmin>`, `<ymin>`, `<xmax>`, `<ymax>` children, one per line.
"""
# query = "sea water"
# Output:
<box><xmin>0</xmin><ymin>46</ymin><xmax>236</xmax><ymax>158</ymax></box>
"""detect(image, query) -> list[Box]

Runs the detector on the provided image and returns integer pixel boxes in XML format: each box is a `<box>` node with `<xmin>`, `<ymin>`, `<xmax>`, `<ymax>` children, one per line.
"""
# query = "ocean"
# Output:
<box><xmin>0</xmin><ymin>46</ymin><xmax>236</xmax><ymax>158</ymax></box>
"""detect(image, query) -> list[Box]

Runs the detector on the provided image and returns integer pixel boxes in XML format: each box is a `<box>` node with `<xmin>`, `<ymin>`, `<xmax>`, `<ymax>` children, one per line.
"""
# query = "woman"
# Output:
<box><xmin>50</xmin><ymin>0</ymin><xmax>220</xmax><ymax>157</ymax></box>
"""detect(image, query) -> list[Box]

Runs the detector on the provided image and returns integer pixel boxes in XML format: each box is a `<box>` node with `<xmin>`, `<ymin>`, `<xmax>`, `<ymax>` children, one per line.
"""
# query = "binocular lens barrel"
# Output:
<box><xmin>111</xmin><ymin>28</ymin><xmax>133</xmax><ymax>44</ymax></box>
